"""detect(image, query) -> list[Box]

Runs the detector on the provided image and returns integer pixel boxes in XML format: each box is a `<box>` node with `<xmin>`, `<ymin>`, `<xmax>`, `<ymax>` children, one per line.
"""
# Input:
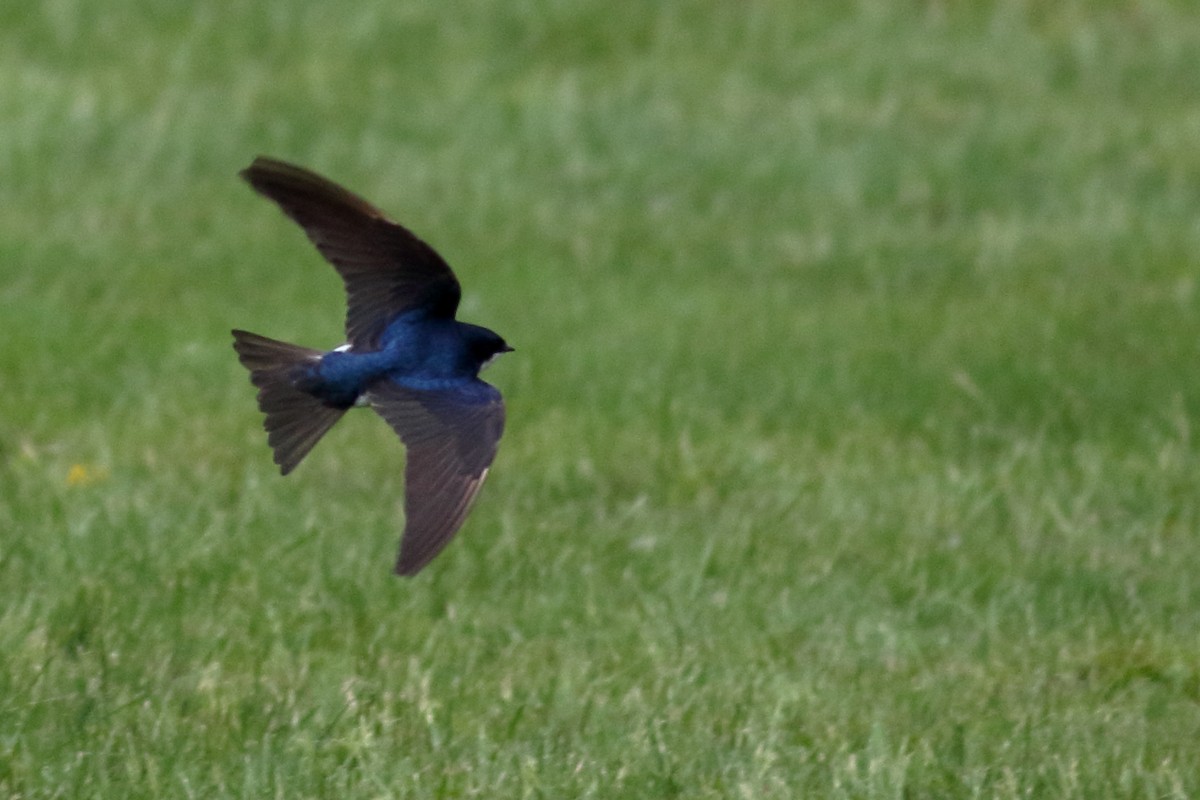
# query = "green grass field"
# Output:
<box><xmin>4</xmin><ymin>1</ymin><xmax>1200</xmax><ymax>796</ymax></box>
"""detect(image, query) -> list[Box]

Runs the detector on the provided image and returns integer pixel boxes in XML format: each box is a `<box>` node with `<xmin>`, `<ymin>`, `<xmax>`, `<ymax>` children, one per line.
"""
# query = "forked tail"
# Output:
<box><xmin>231</xmin><ymin>330</ymin><xmax>346</xmax><ymax>474</ymax></box>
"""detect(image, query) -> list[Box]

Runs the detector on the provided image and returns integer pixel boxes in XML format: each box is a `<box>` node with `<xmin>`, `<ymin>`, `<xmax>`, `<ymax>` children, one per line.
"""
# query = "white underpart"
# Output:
<box><xmin>481</xmin><ymin>352</ymin><xmax>506</xmax><ymax>371</ymax></box>
<box><xmin>333</xmin><ymin>343</ymin><xmax>352</xmax><ymax>353</ymax></box>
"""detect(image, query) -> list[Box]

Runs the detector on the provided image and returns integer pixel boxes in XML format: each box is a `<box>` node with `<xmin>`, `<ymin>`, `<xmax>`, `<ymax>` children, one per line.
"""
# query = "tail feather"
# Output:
<box><xmin>232</xmin><ymin>330</ymin><xmax>345</xmax><ymax>474</ymax></box>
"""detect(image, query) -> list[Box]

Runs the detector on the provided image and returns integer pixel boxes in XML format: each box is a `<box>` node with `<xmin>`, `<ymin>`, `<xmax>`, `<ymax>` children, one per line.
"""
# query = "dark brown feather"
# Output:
<box><xmin>240</xmin><ymin>157</ymin><xmax>462</xmax><ymax>347</ymax></box>
<box><xmin>231</xmin><ymin>329</ymin><xmax>346</xmax><ymax>474</ymax></box>
<box><xmin>368</xmin><ymin>381</ymin><xmax>505</xmax><ymax>575</ymax></box>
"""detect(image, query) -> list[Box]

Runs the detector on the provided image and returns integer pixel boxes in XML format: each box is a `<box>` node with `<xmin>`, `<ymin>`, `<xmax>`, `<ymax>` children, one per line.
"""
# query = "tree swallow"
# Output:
<box><xmin>232</xmin><ymin>157</ymin><xmax>513</xmax><ymax>576</ymax></box>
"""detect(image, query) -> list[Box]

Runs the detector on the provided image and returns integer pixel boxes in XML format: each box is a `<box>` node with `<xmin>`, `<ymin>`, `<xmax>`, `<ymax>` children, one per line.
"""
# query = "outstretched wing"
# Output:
<box><xmin>241</xmin><ymin>157</ymin><xmax>462</xmax><ymax>348</ymax></box>
<box><xmin>368</xmin><ymin>379</ymin><xmax>505</xmax><ymax>576</ymax></box>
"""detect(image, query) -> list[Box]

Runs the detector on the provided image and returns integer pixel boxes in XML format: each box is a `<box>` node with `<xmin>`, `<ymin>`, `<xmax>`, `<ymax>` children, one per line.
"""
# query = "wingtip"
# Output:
<box><xmin>242</xmin><ymin>154</ymin><xmax>275</xmax><ymax>169</ymax></box>
<box><xmin>393</xmin><ymin>557</ymin><xmax>421</xmax><ymax>578</ymax></box>
<box><xmin>393</xmin><ymin>540</ymin><xmax>440</xmax><ymax>577</ymax></box>
<box><xmin>240</xmin><ymin>156</ymin><xmax>276</xmax><ymax>183</ymax></box>
<box><xmin>238</xmin><ymin>156</ymin><xmax>265</xmax><ymax>182</ymax></box>
<box><xmin>240</xmin><ymin>155</ymin><xmax>307</xmax><ymax>187</ymax></box>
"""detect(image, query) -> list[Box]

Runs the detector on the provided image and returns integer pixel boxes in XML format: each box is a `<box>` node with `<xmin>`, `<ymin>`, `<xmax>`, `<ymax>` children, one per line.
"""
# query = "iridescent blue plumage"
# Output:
<box><xmin>232</xmin><ymin>157</ymin><xmax>512</xmax><ymax>576</ymax></box>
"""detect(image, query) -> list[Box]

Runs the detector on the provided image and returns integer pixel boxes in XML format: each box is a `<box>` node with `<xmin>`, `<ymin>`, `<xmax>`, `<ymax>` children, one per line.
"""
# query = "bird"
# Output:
<box><xmin>231</xmin><ymin>156</ymin><xmax>513</xmax><ymax>576</ymax></box>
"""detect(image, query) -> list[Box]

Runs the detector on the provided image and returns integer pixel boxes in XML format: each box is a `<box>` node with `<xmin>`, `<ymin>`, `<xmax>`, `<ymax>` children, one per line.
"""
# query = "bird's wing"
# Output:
<box><xmin>368</xmin><ymin>379</ymin><xmax>505</xmax><ymax>576</ymax></box>
<box><xmin>241</xmin><ymin>157</ymin><xmax>462</xmax><ymax>348</ymax></box>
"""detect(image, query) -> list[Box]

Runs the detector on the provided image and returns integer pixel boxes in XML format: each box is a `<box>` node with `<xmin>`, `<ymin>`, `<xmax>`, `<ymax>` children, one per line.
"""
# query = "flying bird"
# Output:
<box><xmin>232</xmin><ymin>157</ymin><xmax>512</xmax><ymax>576</ymax></box>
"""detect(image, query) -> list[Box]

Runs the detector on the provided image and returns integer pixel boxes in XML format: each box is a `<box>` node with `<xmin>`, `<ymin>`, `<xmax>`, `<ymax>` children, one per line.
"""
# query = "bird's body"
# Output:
<box><xmin>232</xmin><ymin>157</ymin><xmax>512</xmax><ymax>576</ymax></box>
<box><xmin>300</xmin><ymin>312</ymin><xmax>505</xmax><ymax>405</ymax></box>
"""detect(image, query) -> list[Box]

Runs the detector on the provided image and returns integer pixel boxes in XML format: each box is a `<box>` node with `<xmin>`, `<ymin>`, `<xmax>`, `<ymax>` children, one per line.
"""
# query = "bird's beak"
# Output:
<box><xmin>503</xmin><ymin>344</ymin><xmax>515</xmax><ymax>353</ymax></box>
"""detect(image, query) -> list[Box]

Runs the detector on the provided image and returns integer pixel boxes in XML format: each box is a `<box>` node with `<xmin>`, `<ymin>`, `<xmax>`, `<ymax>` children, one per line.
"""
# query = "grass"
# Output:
<box><xmin>3</xmin><ymin>0</ymin><xmax>1200</xmax><ymax>796</ymax></box>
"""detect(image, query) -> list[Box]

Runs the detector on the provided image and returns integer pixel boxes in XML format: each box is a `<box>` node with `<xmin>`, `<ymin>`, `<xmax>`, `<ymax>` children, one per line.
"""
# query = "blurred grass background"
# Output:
<box><xmin>3</xmin><ymin>1</ymin><xmax>1200</xmax><ymax>796</ymax></box>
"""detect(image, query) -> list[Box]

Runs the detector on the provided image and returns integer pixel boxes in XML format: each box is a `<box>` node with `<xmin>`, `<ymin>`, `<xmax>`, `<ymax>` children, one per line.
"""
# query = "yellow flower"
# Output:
<box><xmin>66</xmin><ymin>463</ymin><xmax>107</xmax><ymax>487</ymax></box>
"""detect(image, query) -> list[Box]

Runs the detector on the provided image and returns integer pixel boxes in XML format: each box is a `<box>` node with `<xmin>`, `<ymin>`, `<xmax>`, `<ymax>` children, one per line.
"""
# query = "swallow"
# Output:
<box><xmin>232</xmin><ymin>157</ymin><xmax>512</xmax><ymax>576</ymax></box>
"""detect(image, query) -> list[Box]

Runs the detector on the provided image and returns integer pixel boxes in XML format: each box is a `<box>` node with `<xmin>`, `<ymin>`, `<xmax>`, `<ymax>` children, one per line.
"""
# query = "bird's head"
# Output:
<box><xmin>464</xmin><ymin>325</ymin><xmax>514</xmax><ymax>372</ymax></box>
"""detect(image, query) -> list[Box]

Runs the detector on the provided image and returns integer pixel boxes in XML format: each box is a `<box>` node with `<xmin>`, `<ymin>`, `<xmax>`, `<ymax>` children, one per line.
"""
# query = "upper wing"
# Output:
<box><xmin>240</xmin><ymin>157</ymin><xmax>462</xmax><ymax>348</ymax></box>
<box><xmin>368</xmin><ymin>379</ymin><xmax>506</xmax><ymax>576</ymax></box>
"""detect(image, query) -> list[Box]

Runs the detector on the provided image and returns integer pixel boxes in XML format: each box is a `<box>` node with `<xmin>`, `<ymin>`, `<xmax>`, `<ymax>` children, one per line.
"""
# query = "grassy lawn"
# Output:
<box><xmin>3</xmin><ymin>1</ymin><xmax>1200</xmax><ymax>796</ymax></box>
